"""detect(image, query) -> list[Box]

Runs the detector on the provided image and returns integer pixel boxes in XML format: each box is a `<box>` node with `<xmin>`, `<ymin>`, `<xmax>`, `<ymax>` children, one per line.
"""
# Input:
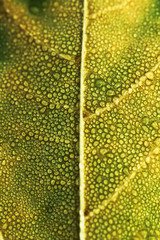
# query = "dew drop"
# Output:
<box><xmin>107</xmin><ymin>89</ymin><xmax>115</xmax><ymax>96</ymax></box>
<box><xmin>95</xmin><ymin>79</ymin><xmax>105</xmax><ymax>88</ymax></box>
<box><xmin>29</xmin><ymin>6</ymin><xmax>40</xmax><ymax>15</ymax></box>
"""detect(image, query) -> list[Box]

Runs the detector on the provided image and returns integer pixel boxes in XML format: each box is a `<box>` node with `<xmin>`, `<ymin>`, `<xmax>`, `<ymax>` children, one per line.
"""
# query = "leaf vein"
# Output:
<box><xmin>3</xmin><ymin>2</ymin><xmax>78</xmax><ymax>63</ymax></box>
<box><xmin>85</xmin><ymin>143</ymin><xmax>160</xmax><ymax>219</ymax></box>
<box><xmin>89</xmin><ymin>0</ymin><xmax>131</xmax><ymax>19</ymax></box>
<box><xmin>84</xmin><ymin>60</ymin><xmax>160</xmax><ymax>121</ymax></box>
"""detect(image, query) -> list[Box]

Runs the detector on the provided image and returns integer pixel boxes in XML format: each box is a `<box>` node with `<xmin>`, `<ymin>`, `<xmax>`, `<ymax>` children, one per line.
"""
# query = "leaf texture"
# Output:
<box><xmin>1</xmin><ymin>0</ymin><xmax>160</xmax><ymax>239</ymax></box>
<box><xmin>0</xmin><ymin>0</ymin><xmax>82</xmax><ymax>239</ymax></box>
<box><xmin>81</xmin><ymin>0</ymin><xmax>160</xmax><ymax>239</ymax></box>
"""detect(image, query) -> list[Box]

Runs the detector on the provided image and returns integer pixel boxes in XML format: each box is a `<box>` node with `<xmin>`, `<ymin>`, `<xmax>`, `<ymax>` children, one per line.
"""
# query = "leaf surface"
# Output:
<box><xmin>1</xmin><ymin>0</ymin><xmax>160</xmax><ymax>239</ymax></box>
<box><xmin>81</xmin><ymin>0</ymin><xmax>160</xmax><ymax>239</ymax></box>
<box><xmin>0</xmin><ymin>0</ymin><xmax>82</xmax><ymax>239</ymax></box>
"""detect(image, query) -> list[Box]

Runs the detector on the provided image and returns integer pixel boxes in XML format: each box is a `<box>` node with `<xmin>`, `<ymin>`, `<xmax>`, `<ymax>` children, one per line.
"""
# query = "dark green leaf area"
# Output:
<box><xmin>17</xmin><ymin>0</ymin><xmax>49</xmax><ymax>15</ymax></box>
<box><xmin>0</xmin><ymin>25</ymin><xmax>11</xmax><ymax>62</ymax></box>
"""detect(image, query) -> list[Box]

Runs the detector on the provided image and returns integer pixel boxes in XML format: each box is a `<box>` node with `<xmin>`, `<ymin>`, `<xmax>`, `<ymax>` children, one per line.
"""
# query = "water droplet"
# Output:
<box><xmin>142</xmin><ymin>117</ymin><xmax>149</xmax><ymax>125</ymax></box>
<box><xmin>142</xmin><ymin>125</ymin><xmax>148</xmax><ymax>132</ymax></box>
<box><xmin>152</xmin><ymin>121</ymin><xmax>158</xmax><ymax>129</ymax></box>
<box><xmin>51</xmin><ymin>180</ymin><xmax>55</xmax><ymax>185</ymax></box>
<box><xmin>107</xmin><ymin>89</ymin><xmax>115</xmax><ymax>96</ymax></box>
<box><xmin>146</xmin><ymin>71</ymin><xmax>154</xmax><ymax>80</ymax></box>
<box><xmin>115</xmin><ymin>82</ymin><xmax>121</xmax><ymax>88</ymax></box>
<box><xmin>144</xmin><ymin>219</ymin><xmax>151</xmax><ymax>227</ymax></box>
<box><xmin>123</xmin><ymin>168</ymin><xmax>129</xmax><ymax>175</ymax></box>
<box><xmin>146</xmin><ymin>79</ymin><xmax>152</xmax><ymax>86</ymax></box>
<box><xmin>97</xmin><ymin>176</ymin><xmax>102</xmax><ymax>183</ymax></box>
<box><xmin>26</xmin><ymin>93</ymin><xmax>33</xmax><ymax>100</ymax></box>
<box><xmin>100</xmin><ymin>148</ymin><xmax>107</xmax><ymax>155</ymax></box>
<box><xmin>2</xmin><ymin>223</ymin><xmax>7</xmax><ymax>230</ymax></box>
<box><xmin>95</xmin><ymin>79</ymin><xmax>105</xmax><ymax>88</ymax></box>
<box><xmin>29</xmin><ymin>6</ymin><xmax>40</xmax><ymax>15</ymax></box>
<box><xmin>155</xmin><ymin>137</ymin><xmax>160</xmax><ymax>145</ymax></box>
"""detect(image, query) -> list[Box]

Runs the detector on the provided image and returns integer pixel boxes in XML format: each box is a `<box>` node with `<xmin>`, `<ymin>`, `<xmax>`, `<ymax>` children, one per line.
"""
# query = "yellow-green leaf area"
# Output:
<box><xmin>82</xmin><ymin>0</ymin><xmax>160</xmax><ymax>239</ymax></box>
<box><xmin>85</xmin><ymin>152</ymin><xmax>160</xmax><ymax>239</ymax></box>
<box><xmin>4</xmin><ymin>0</ymin><xmax>82</xmax><ymax>57</ymax></box>
<box><xmin>83</xmin><ymin>0</ymin><xmax>160</xmax><ymax>114</ymax></box>
<box><xmin>16</xmin><ymin>0</ymin><xmax>49</xmax><ymax>15</ymax></box>
<box><xmin>1</xmin><ymin>0</ymin><xmax>160</xmax><ymax>239</ymax></box>
<box><xmin>0</xmin><ymin>0</ymin><xmax>82</xmax><ymax>239</ymax></box>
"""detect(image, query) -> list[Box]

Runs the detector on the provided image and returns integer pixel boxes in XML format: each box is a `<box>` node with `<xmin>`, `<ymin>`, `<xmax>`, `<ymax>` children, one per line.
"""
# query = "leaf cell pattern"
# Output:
<box><xmin>0</xmin><ymin>0</ymin><xmax>83</xmax><ymax>239</ymax></box>
<box><xmin>81</xmin><ymin>0</ymin><xmax>160</xmax><ymax>239</ymax></box>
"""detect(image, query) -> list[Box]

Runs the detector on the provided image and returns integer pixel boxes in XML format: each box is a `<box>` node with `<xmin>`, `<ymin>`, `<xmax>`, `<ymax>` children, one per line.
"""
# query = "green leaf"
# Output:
<box><xmin>81</xmin><ymin>0</ymin><xmax>160</xmax><ymax>239</ymax></box>
<box><xmin>1</xmin><ymin>0</ymin><xmax>160</xmax><ymax>239</ymax></box>
<box><xmin>0</xmin><ymin>0</ymin><xmax>82</xmax><ymax>239</ymax></box>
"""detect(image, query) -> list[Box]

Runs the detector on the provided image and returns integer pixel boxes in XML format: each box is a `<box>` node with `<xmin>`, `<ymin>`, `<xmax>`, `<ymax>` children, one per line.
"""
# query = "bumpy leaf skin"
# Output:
<box><xmin>0</xmin><ymin>0</ymin><xmax>82</xmax><ymax>239</ymax></box>
<box><xmin>81</xmin><ymin>0</ymin><xmax>160</xmax><ymax>239</ymax></box>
